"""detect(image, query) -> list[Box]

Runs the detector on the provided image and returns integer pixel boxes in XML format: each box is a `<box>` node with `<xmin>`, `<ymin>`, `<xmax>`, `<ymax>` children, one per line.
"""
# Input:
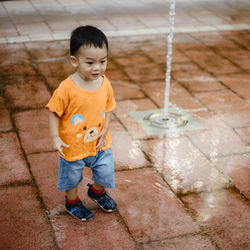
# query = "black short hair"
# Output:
<box><xmin>70</xmin><ymin>25</ymin><xmax>108</xmax><ymax>55</ymax></box>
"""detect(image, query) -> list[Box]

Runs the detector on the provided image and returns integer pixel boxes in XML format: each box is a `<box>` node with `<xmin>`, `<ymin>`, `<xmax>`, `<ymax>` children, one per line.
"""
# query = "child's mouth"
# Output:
<box><xmin>91</xmin><ymin>73</ymin><xmax>99</xmax><ymax>78</ymax></box>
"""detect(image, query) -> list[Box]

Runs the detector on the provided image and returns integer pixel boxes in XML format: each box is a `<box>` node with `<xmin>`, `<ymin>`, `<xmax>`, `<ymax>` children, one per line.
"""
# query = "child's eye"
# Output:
<box><xmin>86</xmin><ymin>62</ymin><xmax>93</xmax><ymax>65</ymax></box>
<box><xmin>101</xmin><ymin>60</ymin><xmax>106</xmax><ymax>64</ymax></box>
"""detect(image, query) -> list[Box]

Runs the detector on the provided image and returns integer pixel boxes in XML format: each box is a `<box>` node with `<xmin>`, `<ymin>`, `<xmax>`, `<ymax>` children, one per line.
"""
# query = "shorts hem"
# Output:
<box><xmin>92</xmin><ymin>177</ymin><xmax>115</xmax><ymax>189</ymax></box>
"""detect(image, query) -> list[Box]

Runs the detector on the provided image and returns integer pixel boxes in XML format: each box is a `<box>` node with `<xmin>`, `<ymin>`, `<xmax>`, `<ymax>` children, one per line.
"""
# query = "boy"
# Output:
<box><xmin>46</xmin><ymin>25</ymin><xmax>117</xmax><ymax>222</ymax></box>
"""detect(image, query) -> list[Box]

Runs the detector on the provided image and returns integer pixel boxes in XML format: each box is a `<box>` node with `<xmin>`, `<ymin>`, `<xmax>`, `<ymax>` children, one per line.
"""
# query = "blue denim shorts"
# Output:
<box><xmin>57</xmin><ymin>148</ymin><xmax>115</xmax><ymax>191</ymax></box>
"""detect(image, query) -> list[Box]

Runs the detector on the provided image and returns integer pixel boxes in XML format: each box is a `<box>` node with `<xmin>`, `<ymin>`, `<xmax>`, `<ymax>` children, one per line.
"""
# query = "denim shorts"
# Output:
<box><xmin>57</xmin><ymin>148</ymin><xmax>115</xmax><ymax>191</ymax></box>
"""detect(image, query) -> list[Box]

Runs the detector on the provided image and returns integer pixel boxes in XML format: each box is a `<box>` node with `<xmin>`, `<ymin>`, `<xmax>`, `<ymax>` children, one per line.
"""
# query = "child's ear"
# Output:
<box><xmin>70</xmin><ymin>55</ymin><xmax>78</xmax><ymax>68</ymax></box>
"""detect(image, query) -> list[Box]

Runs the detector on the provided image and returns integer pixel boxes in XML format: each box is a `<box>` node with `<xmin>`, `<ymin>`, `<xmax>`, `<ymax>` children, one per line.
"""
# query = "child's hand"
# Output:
<box><xmin>52</xmin><ymin>136</ymin><xmax>69</xmax><ymax>156</ymax></box>
<box><xmin>96</xmin><ymin>129</ymin><xmax>107</xmax><ymax>150</ymax></box>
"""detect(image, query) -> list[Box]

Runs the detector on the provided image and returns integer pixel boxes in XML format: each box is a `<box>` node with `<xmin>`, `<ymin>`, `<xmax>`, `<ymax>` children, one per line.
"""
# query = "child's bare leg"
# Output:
<box><xmin>65</xmin><ymin>187</ymin><xmax>78</xmax><ymax>200</ymax></box>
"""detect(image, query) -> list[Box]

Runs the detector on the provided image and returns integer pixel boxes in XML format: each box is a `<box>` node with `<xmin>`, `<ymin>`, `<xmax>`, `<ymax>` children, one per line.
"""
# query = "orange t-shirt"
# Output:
<box><xmin>46</xmin><ymin>75</ymin><xmax>116</xmax><ymax>161</ymax></box>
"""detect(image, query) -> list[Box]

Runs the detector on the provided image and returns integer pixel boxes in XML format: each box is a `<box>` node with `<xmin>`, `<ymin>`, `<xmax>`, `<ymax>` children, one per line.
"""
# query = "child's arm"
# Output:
<box><xmin>96</xmin><ymin>111</ymin><xmax>112</xmax><ymax>150</ymax></box>
<box><xmin>48</xmin><ymin>111</ymin><xmax>69</xmax><ymax>156</ymax></box>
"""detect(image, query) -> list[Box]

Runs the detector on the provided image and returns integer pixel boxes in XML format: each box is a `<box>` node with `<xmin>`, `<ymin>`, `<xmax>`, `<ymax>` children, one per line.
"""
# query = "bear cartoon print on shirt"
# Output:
<box><xmin>71</xmin><ymin>111</ymin><xmax>105</xmax><ymax>143</ymax></box>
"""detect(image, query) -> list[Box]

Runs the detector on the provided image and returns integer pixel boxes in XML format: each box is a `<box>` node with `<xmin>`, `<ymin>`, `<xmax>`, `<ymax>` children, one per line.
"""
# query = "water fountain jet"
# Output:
<box><xmin>130</xmin><ymin>0</ymin><xmax>202</xmax><ymax>136</ymax></box>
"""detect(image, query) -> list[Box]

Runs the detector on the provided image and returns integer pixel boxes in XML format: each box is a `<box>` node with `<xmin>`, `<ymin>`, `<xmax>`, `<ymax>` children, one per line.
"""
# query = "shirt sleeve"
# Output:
<box><xmin>105</xmin><ymin>79</ymin><xmax>116</xmax><ymax>113</ymax></box>
<box><xmin>46</xmin><ymin>82</ymin><xmax>69</xmax><ymax>117</ymax></box>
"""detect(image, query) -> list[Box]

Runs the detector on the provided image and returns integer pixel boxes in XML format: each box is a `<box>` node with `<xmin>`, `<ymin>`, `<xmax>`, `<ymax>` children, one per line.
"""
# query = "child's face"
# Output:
<box><xmin>71</xmin><ymin>45</ymin><xmax>108</xmax><ymax>81</ymax></box>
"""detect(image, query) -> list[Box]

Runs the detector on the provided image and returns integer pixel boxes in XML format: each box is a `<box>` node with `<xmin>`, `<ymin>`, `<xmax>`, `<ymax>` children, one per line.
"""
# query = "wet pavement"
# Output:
<box><xmin>0</xmin><ymin>0</ymin><xmax>250</xmax><ymax>250</ymax></box>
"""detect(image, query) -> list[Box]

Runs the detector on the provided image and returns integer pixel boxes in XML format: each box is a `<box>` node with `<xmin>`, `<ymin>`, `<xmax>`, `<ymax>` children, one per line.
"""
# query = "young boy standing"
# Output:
<box><xmin>46</xmin><ymin>26</ymin><xmax>117</xmax><ymax>222</ymax></box>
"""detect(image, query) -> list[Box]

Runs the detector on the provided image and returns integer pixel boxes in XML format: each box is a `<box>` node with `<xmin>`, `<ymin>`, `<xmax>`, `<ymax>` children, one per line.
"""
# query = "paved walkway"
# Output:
<box><xmin>0</xmin><ymin>0</ymin><xmax>250</xmax><ymax>43</ymax></box>
<box><xmin>0</xmin><ymin>0</ymin><xmax>250</xmax><ymax>249</ymax></box>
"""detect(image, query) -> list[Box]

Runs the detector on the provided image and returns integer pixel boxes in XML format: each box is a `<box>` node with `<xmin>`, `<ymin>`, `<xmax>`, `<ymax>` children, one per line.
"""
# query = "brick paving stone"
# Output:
<box><xmin>114</xmin><ymin>99</ymin><xmax>158</xmax><ymax>140</ymax></box>
<box><xmin>212</xmin><ymin>154</ymin><xmax>250</xmax><ymax>199</ymax></box>
<box><xmin>184</xmin><ymin>49</ymin><xmax>241</xmax><ymax>75</ymax></box>
<box><xmin>174</xmin><ymin>33</ymin><xmax>205</xmax><ymax>50</ymax></box>
<box><xmin>110</xmin><ymin>120</ymin><xmax>150</xmax><ymax>170</ymax></box>
<box><xmin>4</xmin><ymin>76</ymin><xmax>51</xmax><ymax>109</ymax></box>
<box><xmin>217</xmin><ymin>73</ymin><xmax>250</xmax><ymax>100</ymax></box>
<box><xmin>141</xmin><ymin>137</ymin><xmax>229</xmax><ymax>194</ymax></box>
<box><xmin>0</xmin><ymin>132</ymin><xmax>30</xmax><ymax>185</ymax></box>
<box><xmin>195</xmin><ymin>90</ymin><xmax>250</xmax><ymax>127</ymax></box>
<box><xmin>37</xmin><ymin>60</ymin><xmax>74</xmax><ymax>90</ymax></box>
<box><xmin>0</xmin><ymin>186</ymin><xmax>56</xmax><ymax>249</ymax></box>
<box><xmin>188</xmin><ymin>127</ymin><xmax>250</xmax><ymax>158</ymax></box>
<box><xmin>171</xmin><ymin>61</ymin><xmax>201</xmax><ymax>73</ymax></box>
<box><xmin>173</xmin><ymin>70</ymin><xmax>226</xmax><ymax>92</ymax></box>
<box><xmin>141</xmin><ymin>80</ymin><xmax>204</xmax><ymax>109</ymax></box>
<box><xmin>108</xmin><ymin>168</ymin><xmax>198</xmax><ymax>242</ymax></box>
<box><xmin>0</xmin><ymin>44</ymin><xmax>29</xmax><ymax>65</ymax></box>
<box><xmin>110</xmin><ymin>80</ymin><xmax>144</xmax><ymax>101</ymax></box>
<box><xmin>223</xmin><ymin>30</ymin><xmax>250</xmax><ymax>50</ymax></box>
<box><xmin>140</xmin><ymin>234</ymin><xmax>216</xmax><ymax>250</ymax></box>
<box><xmin>195</xmin><ymin>89</ymin><xmax>249</xmax><ymax>113</ymax></box>
<box><xmin>182</xmin><ymin>189</ymin><xmax>250</xmax><ymax>250</ymax></box>
<box><xmin>0</xmin><ymin>63</ymin><xmax>36</xmax><ymax>77</ymax></box>
<box><xmin>218</xmin><ymin>49</ymin><xmax>250</xmax><ymax>72</ymax></box>
<box><xmin>124</xmin><ymin>63</ymin><xmax>165</xmax><ymax>83</ymax></box>
<box><xmin>114</xmin><ymin>54</ymin><xmax>152</xmax><ymax>67</ymax></box>
<box><xmin>50</xmin><ymin>211</ymin><xmax>137</xmax><ymax>250</ymax></box>
<box><xmin>235</xmin><ymin>127</ymin><xmax>250</xmax><ymax>144</ymax></box>
<box><xmin>25</xmin><ymin>41</ymin><xmax>68</xmax><ymax>61</ymax></box>
<box><xmin>0</xmin><ymin>96</ymin><xmax>12</xmax><ymax>132</ymax></box>
<box><xmin>105</xmin><ymin>68</ymin><xmax>130</xmax><ymax>82</ymax></box>
<box><xmin>190</xmin><ymin>32</ymin><xmax>241</xmax><ymax>50</ymax></box>
<box><xmin>14</xmin><ymin>109</ymin><xmax>53</xmax><ymax>155</ymax></box>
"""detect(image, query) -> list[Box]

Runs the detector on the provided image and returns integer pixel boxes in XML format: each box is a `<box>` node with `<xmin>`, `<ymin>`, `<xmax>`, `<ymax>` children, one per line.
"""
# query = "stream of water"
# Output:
<box><xmin>163</xmin><ymin>0</ymin><xmax>176</xmax><ymax>117</ymax></box>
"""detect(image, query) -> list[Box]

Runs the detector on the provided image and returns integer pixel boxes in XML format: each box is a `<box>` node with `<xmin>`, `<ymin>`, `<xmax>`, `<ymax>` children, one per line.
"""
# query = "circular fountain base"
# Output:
<box><xmin>144</xmin><ymin>111</ymin><xmax>188</xmax><ymax>129</ymax></box>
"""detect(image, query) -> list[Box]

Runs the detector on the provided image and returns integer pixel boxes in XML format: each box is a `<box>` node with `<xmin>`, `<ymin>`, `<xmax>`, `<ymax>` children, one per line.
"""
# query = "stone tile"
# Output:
<box><xmin>28</xmin><ymin>152</ymin><xmax>102</xmax><ymax>214</ymax></box>
<box><xmin>0</xmin><ymin>132</ymin><xmax>30</xmax><ymax>185</ymax></box>
<box><xmin>141</xmin><ymin>80</ymin><xmax>204</xmax><ymax>109</ymax></box>
<box><xmin>182</xmin><ymin>189</ymin><xmax>250</xmax><ymax>250</ymax></box>
<box><xmin>195</xmin><ymin>90</ymin><xmax>250</xmax><ymax>127</ymax></box>
<box><xmin>123</xmin><ymin>63</ymin><xmax>165</xmax><ymax>83</ymax></box>
<box><xmin>212</xmin><ymin>154</ymin><xmax>250</xmax><ymax>199</ymax></box>
<box><xmin>114</xmin><ymin>99</ymin><xmax>158</xmax><ymax>139</ymax></box>
<box><xmin>174</xmin><ymin>33</ymin><xmax>205</xmax><ymax>50</ymax></box>
<box><xmin>4</xmin><ymin>76</ymin><xmax>51</xmax><ymax>109</ymax></box>
<box><xmin>47</xmin><ymin>16</ymin><xmax>79</xmax><ymax>32</ymax></box>
<box><xmin>37</xmin><ymin>60</ymin><xmax>74</xmax><ymax>90</ymax></box>
<box><xmin>235</xmin><ymin>127</ymin><xmax>250</xmax><ymax>144</ymax></box>
<box><xmin>223</xmin><ymin>30</ymin><xmax>250</xmax><ymax>50</ymax></box>
<box><xmin>25</xmin><ymin>41</ymin><xmax>68</xmax><ymax>61</ymax></box>
<box><xmin>105</xmin><ymin>68</ymin><xmax>130</xmax><ymax>82</ymax></box>
<box><xmin>114</xmin><ymin>54</ymin><xmax>151</xmax><ymax>67</ymax></box>
<box><xmin>14</xmin><ymin>109</ymin><xmax>53</xmax><ymax>155</ymax></box>
<box><xmin>16</xmin><ymin>22</ymin><xmax>51</xmax><ymax>36</ymax></box>
<box><xmin>110</xmin><ymin>121</ymin><xmax>150</xmax><ymax>170</ymax></box>
<box><xmin>50</xmin><ymin>211</ymin><xmax>137</xmax><ymax>250</ymax></box>
<box><xmin>0</xmin><ymin>63</ymin><xmax>36</xmax><ymax>77</ymax></box>
<box><xmin>140</xmin><ymin>234</ymin><xmax>215</xmax><ymax>250</ymax></box>
<box><xmin>217</xmin><ymin>73</ymin><xmax>250</xmax><ymax>100</ymax></box>
<box><xmin>111</xmin><ymin>80</ymin><xmax>144</xmax><ymax>101</ymax></box>
<box><xmin>191</xmin><ymin>31</ymin><xmax>241</xmax><ymax>50</ymax></box>
<box><xmin>108</xmin><ymin>168</ymin><xmax>198</xmax><ymax>242</ymax></box>
<box><xmin>188</xmin><ymin>127</ymin><xmax>250</xmax><ymax>157</ymax></box>
<box><xmin>0</xmin><ymin>45</ymin><xmax>29</xmax><ymax>66</ymax></box>
<box><xmin>218</xmin><ymin>49</ymin><xmax>250</xmax><ymax>72</ymax></box>
<box><xmin>184</xmin><ymin>49</ymin><xmax>241</xmax><ymax>75</ymax></box>
<box><xmin>173</xmin><ymin>70</ymin><xmax>226</xmax><ymax>92</ymax></box>
<box><xmin>141</xmin><ymin>137</ymin><xmax>229</xmax><ymax>194</ymax></box>
<box><xmin>171</xmin><ymin>61</ymin><xmax>201</xmax><ymax>73</ymax></box>
<box><xmin>0</xmin><ymin>96</ymin><xmax>12</xmax><ymax>132</ymax></box>
<box><xmin>0</xmin><ymin>186</ymin><xmax>56</xmax><ymax>249</ymax></box>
